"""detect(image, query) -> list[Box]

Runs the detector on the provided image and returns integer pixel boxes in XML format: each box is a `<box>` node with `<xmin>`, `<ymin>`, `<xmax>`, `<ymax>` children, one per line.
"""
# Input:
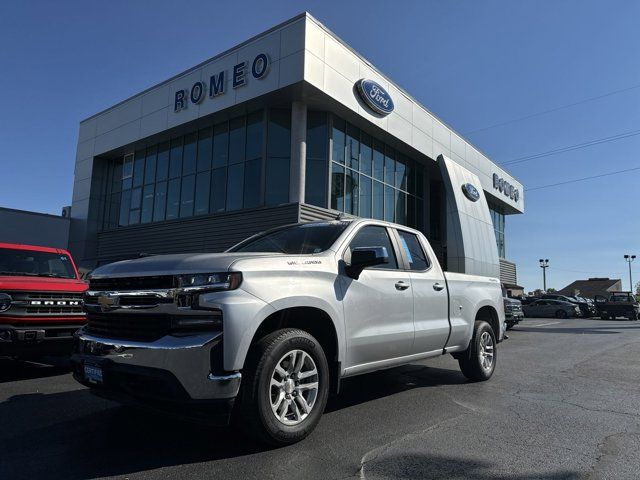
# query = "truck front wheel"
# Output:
<box><xmin>238</xmin><ymin>328</ymin><xmax>329</xmax><ymax>446</ymax></box>
<box><xmin>458</xmin><ymin>321</ymin><xmax>497</xmax><ymax>382</ymax></box>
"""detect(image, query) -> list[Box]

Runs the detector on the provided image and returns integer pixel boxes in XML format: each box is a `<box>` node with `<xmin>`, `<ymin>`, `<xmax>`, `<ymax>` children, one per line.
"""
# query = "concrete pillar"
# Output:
<box><xmin>289</xmin><ymin>101</ymin><xmax>307</xmax><ymax>203</ymax></box>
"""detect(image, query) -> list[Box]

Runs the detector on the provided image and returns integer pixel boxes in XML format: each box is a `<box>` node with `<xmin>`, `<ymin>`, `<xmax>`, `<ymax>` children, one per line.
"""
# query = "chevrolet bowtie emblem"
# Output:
<box><xmin>97</xmin><ymin>293</ymin><xmax>119</xmax><ymax>311</ymax></box>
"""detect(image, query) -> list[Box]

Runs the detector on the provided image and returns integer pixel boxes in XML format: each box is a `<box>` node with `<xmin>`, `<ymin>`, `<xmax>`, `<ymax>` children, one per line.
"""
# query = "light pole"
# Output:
<box><xmin>624</xmin><ymin>254</ymin><xmax>636</xmax><ymax>293</ymax></box>
<box><xmin>539</xmin><ymin>259</ymin><xmax>549</xmax><ymax>291</ymax></box>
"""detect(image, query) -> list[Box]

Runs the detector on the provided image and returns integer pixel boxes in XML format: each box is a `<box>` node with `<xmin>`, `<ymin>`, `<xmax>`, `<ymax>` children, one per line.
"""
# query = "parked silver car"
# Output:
<box><xmin>523</xmin><ymin>299</ymin><xmax>581</xmax><ymax>319</ymax></box>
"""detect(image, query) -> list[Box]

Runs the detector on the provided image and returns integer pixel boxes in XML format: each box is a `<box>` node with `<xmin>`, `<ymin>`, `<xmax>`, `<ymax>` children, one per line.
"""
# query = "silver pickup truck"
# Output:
<box><xmin>71</xmin><ymin>219</ymin><xmax>505</xmax><ymax>445</ymax></box>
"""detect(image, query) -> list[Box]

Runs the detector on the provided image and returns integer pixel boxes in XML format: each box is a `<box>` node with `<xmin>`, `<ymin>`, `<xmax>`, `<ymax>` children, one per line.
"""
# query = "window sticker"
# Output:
<box><xmin>400</xmin><ymin>237</ymin><xmax>413</xmax><ymax>263</ymax></box>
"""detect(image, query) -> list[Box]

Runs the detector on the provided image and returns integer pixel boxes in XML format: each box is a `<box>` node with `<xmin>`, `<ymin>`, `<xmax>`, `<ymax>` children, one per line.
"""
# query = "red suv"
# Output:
<box><xmin>0</xmin><ymin>242</ymin><xmax>87</xmax><ymax>358</ymax></box>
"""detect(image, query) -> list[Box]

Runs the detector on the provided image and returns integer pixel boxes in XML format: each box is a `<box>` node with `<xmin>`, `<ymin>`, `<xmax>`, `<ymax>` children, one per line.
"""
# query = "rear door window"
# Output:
<box><xmin>396</xmin><ymin>230</ymin><xmax>430</xmax><ymax>271</ymax></box>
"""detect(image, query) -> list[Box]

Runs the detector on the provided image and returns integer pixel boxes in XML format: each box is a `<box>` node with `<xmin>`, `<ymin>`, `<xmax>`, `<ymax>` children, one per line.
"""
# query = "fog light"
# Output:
<box><xmin>0</xmin><ymin>330</ymin><xmax>12</xmax><ymax>342</ymax></box>
<box><xmin>170</xmin><ymin>316</ymin><xmax>222</xmax><ymax>333</ymax></box>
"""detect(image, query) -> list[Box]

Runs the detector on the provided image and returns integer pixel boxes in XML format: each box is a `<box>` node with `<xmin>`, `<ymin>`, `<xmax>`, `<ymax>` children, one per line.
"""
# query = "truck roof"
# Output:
<box><xmin>0</xmin><ymin>242</ymin><xmax>71</xmax><ymax>255</ymax></box>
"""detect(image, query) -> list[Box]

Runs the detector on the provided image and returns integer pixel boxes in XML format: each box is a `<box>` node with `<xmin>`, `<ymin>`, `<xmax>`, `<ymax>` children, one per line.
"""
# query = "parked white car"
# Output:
<box><xmin>72</xmin><ymin>219</ymin><xmax>505</xmax><ymax>445</ymax></box>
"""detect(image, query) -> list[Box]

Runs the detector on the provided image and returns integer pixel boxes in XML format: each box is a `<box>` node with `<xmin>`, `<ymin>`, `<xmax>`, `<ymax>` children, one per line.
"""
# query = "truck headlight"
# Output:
<box><xmin>174</xmin><ymin>272</ymin><xmax>242</xmax><ymax>292</ymax></box>
<box><xmin>0</xmin><ymin>293</ymin><xmax>12</xmax><ymax>313</ymax></box>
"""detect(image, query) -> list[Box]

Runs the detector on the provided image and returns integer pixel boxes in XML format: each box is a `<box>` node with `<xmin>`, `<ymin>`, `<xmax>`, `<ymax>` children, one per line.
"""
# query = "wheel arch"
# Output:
<box><xmin>243</xmin><ymin>305</ymin><xmax>343</xmax><ymax>394</ymax></box>
<box><xmin>475</xmin><ymin>305</ymin><xmax>501</xmax><ymax>340</ymax></box>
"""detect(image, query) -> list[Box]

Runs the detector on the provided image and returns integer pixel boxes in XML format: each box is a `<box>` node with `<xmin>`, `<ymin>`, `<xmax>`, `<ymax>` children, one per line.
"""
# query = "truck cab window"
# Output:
<box><xmin>346</xmin><ymin>225</ymin><xmax>398</xmax><ymax>269</ymax></box>
<box><xmin>397</xmin><ymin>230</ymin><xmax>430</xmax><ymax>271</ymax></box>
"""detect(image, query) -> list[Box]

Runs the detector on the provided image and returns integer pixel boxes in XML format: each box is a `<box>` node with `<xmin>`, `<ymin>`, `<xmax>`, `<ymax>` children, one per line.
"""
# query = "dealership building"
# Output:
<box><xmin>69</xmin><ymin>12</ymin><xmax>524</xmax><ymax>283</ymax></box>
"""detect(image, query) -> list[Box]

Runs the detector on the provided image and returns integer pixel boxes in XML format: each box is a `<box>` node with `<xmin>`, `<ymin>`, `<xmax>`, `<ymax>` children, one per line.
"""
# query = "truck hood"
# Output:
<box><xmin>0</xmin><ymin>275</ymin><xmax>87</xmax><ymax>292</ymax></box>
<box><xmin>504</xmin><ymin>298</ymin><xmax>522</xmax><ymax>306</ymax></box>
<box><xmin>90</xmin><ymin>252</ymin><xmax>282</xmax><ymax>278</ymax></box>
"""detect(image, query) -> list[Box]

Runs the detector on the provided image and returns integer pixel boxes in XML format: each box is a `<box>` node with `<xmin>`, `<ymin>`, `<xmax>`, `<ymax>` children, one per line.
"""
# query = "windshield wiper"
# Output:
<box><xmin>36</xmin><ymin>273</ymin><xmax>71</xmax><ymax>279</ymax></box>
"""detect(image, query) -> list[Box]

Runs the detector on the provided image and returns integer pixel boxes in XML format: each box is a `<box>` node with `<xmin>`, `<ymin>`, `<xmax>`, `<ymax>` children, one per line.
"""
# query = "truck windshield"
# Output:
<box><xmin>0</xmin><ymin>248</ymin><xmax>76</xmax><ymax>279</ymax></box>
<box><xmin>610</xmin><ymin>294</ymin><xmax>632</xmax><ymax>302</ymax></box>
<box><xmin>229</xmin><ymin>222</ymin><xmax>349</xmax><ymax>254</ymax></box>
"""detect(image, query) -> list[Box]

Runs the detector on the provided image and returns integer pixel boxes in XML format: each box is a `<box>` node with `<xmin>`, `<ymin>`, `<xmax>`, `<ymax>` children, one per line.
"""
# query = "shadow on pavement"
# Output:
<box><xmin>327</xmin><ymin>363</ymin><xmax>466</xmax><ymax>412</ymax></box>
<box><xmin>0</xmin><ymin>363</ymin><xmax>467</xmax><ymax>480</ymax></box>
<box><xmin>515</xmin><ymin>324</ymin><xmax>640</xmax><ymax>335</ymax></box>
<box><xmin>361</xmin><ymin>452</ymin><xmax>581</xmax><ymax>479</ymax></box>
<box><xmin>0</xmin><ymin>357</ymin><xmax>71</xmax><ymax>383</ymax></box>
<box><xmin>0</xmin><ymin>389</ymin><xmax>266</xmax><ymax>480</ymax></box>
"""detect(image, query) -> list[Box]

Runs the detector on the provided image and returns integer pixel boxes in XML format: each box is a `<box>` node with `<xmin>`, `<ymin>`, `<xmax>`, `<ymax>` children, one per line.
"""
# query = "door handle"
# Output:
<box><xmin>395</xmin><ymin>281</ymin><xmax>410</xmax><ymax>291</ymax></box>
<box><xmin>433</xmin><ymin>283</ymin><xmax>445</xmax><ymax>291</ymax></box>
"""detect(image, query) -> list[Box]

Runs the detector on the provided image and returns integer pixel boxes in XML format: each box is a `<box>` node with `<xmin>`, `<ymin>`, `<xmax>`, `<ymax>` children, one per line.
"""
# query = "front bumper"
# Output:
<box><xmin>0</xmin><ymin>322</ymin><xmax>84</xmax><ymax>357</ymax></box>
<box><xmin>71</xmin><ymin>329</ymin><xmax>241</xmax><ymax>406</ymax></box>
<box><xmin>505</xmin><ymin>311</ymin><xmax>523</xmax><ymax>321</ymax></box>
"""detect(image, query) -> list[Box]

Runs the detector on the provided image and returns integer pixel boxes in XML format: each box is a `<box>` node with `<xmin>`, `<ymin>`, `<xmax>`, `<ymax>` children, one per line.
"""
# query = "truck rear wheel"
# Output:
<box><xmin>458</xmin><ymin>321</ymin><xmax>496</xmax><ymax>382</ymax></box>
<box><xmin>238</xmin><ymin>328</ymin><xmax>329</xmax><ymax>446</ymax></box>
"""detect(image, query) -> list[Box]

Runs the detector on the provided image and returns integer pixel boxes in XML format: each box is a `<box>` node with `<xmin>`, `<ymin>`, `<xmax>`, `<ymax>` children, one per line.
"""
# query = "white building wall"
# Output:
<box><xmin>438</xmin><ymin>155</ymin><xmax>500</xmax><ymax>278</ymax></box>
<box><xmin>70</xmin><ymin>15</ymin><xmax>309</xmax><ymax>261</ymax></box>
<box><xmin>301</xmin><ymin>14</ymin><xmax>523</xmax><ymax>214</ymax></box>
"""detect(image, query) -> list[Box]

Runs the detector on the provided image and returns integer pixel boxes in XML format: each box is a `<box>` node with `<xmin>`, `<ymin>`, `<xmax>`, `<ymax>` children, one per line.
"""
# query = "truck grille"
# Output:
<box><xmin>89</xmin><ymin>276</ymin><xmax>175</xmax><ymax>291</ymax></box>
<box><xmin>5</xmin><ymin>292</ymin><xmax>85</xmax><ymax>316</ymax></box>
<box><xmin>86</xmin><ymin>313</ymin><xmax>171</xmax><ymax>342</ymax></box>
<box><xmin>85</xmin><ymin>311</ymin><xmax>223</xmax><ymax>342</ymax></box>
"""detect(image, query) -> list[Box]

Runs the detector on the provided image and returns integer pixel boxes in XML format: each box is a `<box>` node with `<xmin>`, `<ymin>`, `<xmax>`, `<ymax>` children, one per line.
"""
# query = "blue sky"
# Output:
<box><xmin>0</xmin><ymin>0</ymin><xmax>638</xmax><ymax>292</ymax></box>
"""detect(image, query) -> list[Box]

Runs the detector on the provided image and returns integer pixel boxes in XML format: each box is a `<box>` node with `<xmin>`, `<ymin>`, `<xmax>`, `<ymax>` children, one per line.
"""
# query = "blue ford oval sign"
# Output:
<box><xmin>356</xmin><ymin>79</ymin><xmax>394</xmax><ymax>115</ymax></box>
<box><xmin>462</xmin><ymin>183</ymin><xmax>480</xmax><ymax>202</ymax></box>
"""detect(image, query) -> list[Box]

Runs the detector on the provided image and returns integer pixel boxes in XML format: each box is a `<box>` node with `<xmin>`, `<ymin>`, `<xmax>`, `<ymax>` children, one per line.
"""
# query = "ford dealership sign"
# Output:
<box><xmin>462</xmin><ymin>183</ymin><xmax>481</xmax><ymax>202</ymax></box>
<box><xmin>174</xmin><ymin>53</ymin><xmax>270</xmax><ymax>112</ymax></box>
<box><xmin>493</xmin><ymin>174</ymin><xmax>520</xmax><ymax>202</ymax></box>
<box><xmin>356</xmin><ymin>79</ymin><xmax>394</xmax><ymax>115</ymax></box>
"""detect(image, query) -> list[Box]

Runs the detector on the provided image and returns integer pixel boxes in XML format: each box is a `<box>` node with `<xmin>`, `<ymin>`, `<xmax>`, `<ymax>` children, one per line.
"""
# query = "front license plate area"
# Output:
<box><xmin>83</xmin><ymin>363</ymin><xmax>103</xmax><ymax>384</ymax></box>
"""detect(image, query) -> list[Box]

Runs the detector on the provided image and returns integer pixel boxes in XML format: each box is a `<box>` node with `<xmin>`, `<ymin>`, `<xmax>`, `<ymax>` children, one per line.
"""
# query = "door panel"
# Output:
<box><xmin>394</xmin><ymin>229</ymin><xmax>450</xmax><ymax>354</ymax></box>
<box><xmin>340</xmin><ymin>224</ymin><xmax>414</xmax><ymax>368</ymax></box>
<box><xmin>340</xmin><ymin>269</ymin><xmax>414</xmax><ymax>367</ymax></box>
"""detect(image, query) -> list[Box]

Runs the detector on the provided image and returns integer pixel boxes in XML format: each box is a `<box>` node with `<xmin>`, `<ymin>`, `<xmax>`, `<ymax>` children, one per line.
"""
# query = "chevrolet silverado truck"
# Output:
<box><xmin>0</xmin><ymin>242</ymin><xmax>87</xmax><ymax>358</ymax></box>
<box><xmin>72</xmin><ymin>219</ymin><xmax>505</xmax><ymax>445</ymax></box>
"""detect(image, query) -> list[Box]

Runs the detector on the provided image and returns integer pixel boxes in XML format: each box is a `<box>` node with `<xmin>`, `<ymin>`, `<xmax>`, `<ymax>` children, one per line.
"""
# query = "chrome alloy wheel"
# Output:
<box><xmin>479</xmin><ymin>331</ymin><xmax>494</xmax><ymax>371</ymax></box>
<box><xmin>269</xmin><ymin>349</ymin><xmax>319</xmax><ymax>426</ymax></box>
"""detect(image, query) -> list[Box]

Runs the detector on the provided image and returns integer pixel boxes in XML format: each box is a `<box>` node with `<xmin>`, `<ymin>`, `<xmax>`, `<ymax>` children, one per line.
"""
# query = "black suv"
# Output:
<box><xmin>502</xmin><ymin>285</ymin><xmax>524</xmax><ymax>329</ymax></box>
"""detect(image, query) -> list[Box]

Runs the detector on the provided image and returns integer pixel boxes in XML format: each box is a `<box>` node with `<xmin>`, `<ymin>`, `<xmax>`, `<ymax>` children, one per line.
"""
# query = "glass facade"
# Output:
<box><xmin>98</xmin><ymin>109</ymin><xmax>291</xmax><ymax>230</ymax></box>
<box><xmin>98</xmin><ymin>108</ymin><xmax>439</xmax><ymax>242</ymax></box>
<box><xmin>305</xmin><ymin>114</ymin><xmax>426</xmax><ymax>231</ymax></box>
<box><xmin>489</xmin><ymin>202</ymin><xmax>506</xmax><ymax>258</ymax></box>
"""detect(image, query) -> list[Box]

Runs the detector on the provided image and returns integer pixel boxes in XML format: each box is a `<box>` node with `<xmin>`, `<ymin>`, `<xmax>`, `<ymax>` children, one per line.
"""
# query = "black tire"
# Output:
<box><xmin>238</xmin><ymin>328</ymin><xmax>330</xmax><ymax>446</ymax></box>
<box><xmin>458</xmin><ymin>320</ymin><xmax>496</xmax><ymax>382</ymax></box>
<box><xmin>555</xmin><ymin>310</ymin><xmax>568</xmax><ymax>319</ymax></box>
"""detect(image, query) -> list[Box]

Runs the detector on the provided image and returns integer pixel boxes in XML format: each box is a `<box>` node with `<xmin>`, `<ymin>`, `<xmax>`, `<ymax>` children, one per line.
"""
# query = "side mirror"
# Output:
<box><xmin>346</xmin><ymin>246</ymin><xmax>389</xmax><ymax>279</ymax></box>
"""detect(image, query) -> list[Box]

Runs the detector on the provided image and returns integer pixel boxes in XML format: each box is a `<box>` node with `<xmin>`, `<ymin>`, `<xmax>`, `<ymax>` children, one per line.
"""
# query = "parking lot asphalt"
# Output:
<box><xmin>2</xmin><ymin>317</ymin><xmax>640</xmax><ymax>480</ymax></box>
